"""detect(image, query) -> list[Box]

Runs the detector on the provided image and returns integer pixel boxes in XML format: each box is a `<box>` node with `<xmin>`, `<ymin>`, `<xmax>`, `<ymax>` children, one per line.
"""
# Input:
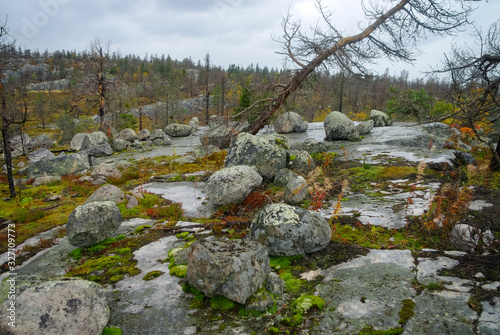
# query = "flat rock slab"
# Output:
<box><xmin>137</xmin><ymin>181</ymin><xmax>214</xmax><ymax>218</ymax></box>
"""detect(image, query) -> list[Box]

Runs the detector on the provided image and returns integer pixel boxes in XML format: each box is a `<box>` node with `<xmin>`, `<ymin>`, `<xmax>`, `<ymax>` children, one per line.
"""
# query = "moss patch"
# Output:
<box><xmin>169</xmin><ymin>264</ymin><xmax>187</xmax><ymax>278</ymax></box>
<box><xmin>102</xmin><ymin>327</ymin><xmax>123</xmax><ymax>335</ymax></box>
<box><xmin>359</xmin><ymin>326</ymin><xmax>404</xmax><ymax>335</ymax></box>
<box><xmin>210</xmin><ymin>296</ymin><xmax>236</xmax><ymax>311</ymax></box>
<box><xmin>143</xmin><ymin>270</ymin><xmax>165</xmax><ymax>281</ymax></box>
<box><xmin>398</xmin><ymin>299</ymin><xmax>415</xmax><ymax>324</ymax></box>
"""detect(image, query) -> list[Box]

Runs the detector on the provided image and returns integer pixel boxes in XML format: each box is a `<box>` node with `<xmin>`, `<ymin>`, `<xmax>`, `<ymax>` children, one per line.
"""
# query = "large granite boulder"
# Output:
<box><xmin>370</xmin><ymin>110</ymin><xmax>392</xmax><ymax>127</ymax></box>
<box><xmin>25</xmin><ymin>152</ymin><xmax>90</xmax><ymax>178</ymax></box>
<box><xmin>288</xmin><ymin>150</ymin><xmax>315</xmax><ymax>172</ymax></box>
<box><xmin>111</xmin><ymin>138</ymin><xmax>129</xmax><ymax>152</ymax></box>
<box><xmin>324</xmin><ymin>111</ymin><xmax>360</xmax><ymax>141</ymax></box>
<box><xmin>31</xmin><ymin>134</ymin><xmax>54</xmax><ymax>149</ymax></box>
<box><xmin>164</xmin><ymin>123</ymin><xmax>193</xmax><ymax>137</ymax></box>
<box><xmin>225</xmin><ymin>132</ymin><xmax>289</xmax><ymax>180</ymax></box>
<box><xmin>186</xmin><ymin>239</ymin><xmax>271</xmax><ymax>304</ymax></box>
<box><xmin>150</xmin><ymin>129</ymin><xmax>167</xmax><ymax>141</ymax></box>
<box><xmin>86</xmin><ymin>131</ymin><xmax>108</xmax><ymax>148</ymax></box>
<box><xmin>28</xmin><ymin>148</ymin><xmax>55</xmax><ymax>164</ymax></box>
<box><xmin>70</xmin><ymin>133</ymin><xmax>91</xmax><ymax>151</ymax></box>
<box><xmin>250</xmin><ymin>203</ymin><xmax>332</xmax><ymax>256</ymax></box>
<box><xmin>137</xmin><ymin>128</ymin><xmax>151</xmax><ymax>141</ymax></box>
<box><xmin>85</xmin><ymin>184</ymin><xmax>125</xmax><ymax>204</ymax></box>
<box><xmin>66</xmin><ymin>201</ymin><xmax>123</xmax><ymax>247</ymax></box>
<box><xmin>188</xmin><ymin>117</ymin><xmax>199</xmax><ymax>131</ymax></box>
<box><xmin>83</xmin><ymin>143</ymin><xmax>113</xmax><ymax>157</ymax></box>
<box><xmin>274</xmin><ymin>168</ymin><xmax>297</xmax><ymax>187</ymax></box>
<box><xmin>356</xmin><ymin>119</ymin><xmax>374</xmax><ymax>135</ymax></box>
<box><xmin>284</xmin><ymin>174</ymin><xmax>308</xmax><ymax>205</ymax></box>
<box><xmin>117</xmin><ymin>128</ymin><xmax>138</xmax><ymax>142</ymax></box>
<box><xmin>205</xmin><ymin>165</ymin><xmax>262</xmax><ymax>206</ymax></box>
<box><xmin>90</xmin><ymin>163</ymin><xmax>122</xmax><ymax>181</ymax></box>
<box><xmin>291</xmin><ymin>139</ymin><xmax>329</xmax><ymax>154</ymax></box>
<box><xmin>0</xmin><ymin>278</ymin><xmax>109</xmax><ymax>335</ymax></box>
<box><xmin>274</xmin><ymin>111</ymin><xmax>308</xmax><ymax>133</ymax></box>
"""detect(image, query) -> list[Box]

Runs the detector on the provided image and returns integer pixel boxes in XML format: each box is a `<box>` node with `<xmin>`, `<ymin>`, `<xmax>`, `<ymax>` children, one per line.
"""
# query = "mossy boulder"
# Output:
<box><xmin>274</xmin><ymin>111</ymin><xmax>308</xmax><ymax>134</ymax></box>
<box><xmin>370</xmin><ymin>110</ymin><xmax>392</xmax><ymax>127</ymax></box>
<box><xmin>288</xmin><ymin>150</ymin><xmax>315</xmax><ymax>172</ymax></box>
<box><xmin>186</xmin><ymin>239</ymin><xmax>271</xmax><ymax>304</ymax></box>
<box><xmin>324</xmin><ymin>111</ymin><xmax>360</xmax><ymax>141</ymax></box>
<box><xmin>24</xmin><ymin>152</ymin><xmax>90</xmax><ymax>178</ymax></box>
<box><xmin>117</xmin><ymin>128</ymin><xmax>138</xmax><ymax>142</ymax></box>
<box><xmin>250</xmin><ymin>203</ymin><xmax>331</xmax><ymax>256</ymax></box>
<box><xmin>164</xmin><ymin>123</ymin><xmax>193</xmax><ymax>137</ymax></box>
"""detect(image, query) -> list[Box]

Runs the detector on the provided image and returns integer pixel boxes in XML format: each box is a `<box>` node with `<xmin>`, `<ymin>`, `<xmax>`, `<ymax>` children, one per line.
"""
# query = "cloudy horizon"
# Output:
<box><xmin>2</xmin><ymin>0</ymin><xmax>499</xmax><ymax>78</ymax></box>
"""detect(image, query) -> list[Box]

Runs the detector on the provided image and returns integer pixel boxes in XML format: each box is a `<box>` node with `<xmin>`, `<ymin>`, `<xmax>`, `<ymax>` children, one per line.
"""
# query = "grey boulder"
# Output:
<box><xmin>28</xmin><ymin>148</ymin><xmax>55</xmax><ymax>164</ymax></box>
<box><xmin>66</xmin><ymin>201</ymin><xmax>123</xmax><ymax>247</ymax></box>
<box><xmin>111</xmin><ymin>138</ymin><xmax>129</xmax><ymax>152</ymax></box>
<box><xmin>274</xmin><ymin>111</ymin><xmax>308</xmax><ymax>133</ymax></box>
<box><xmin>186</xmin><ymin>239</ymin><xmax>271</xmax><ymax>304</ymax></box>
<box><xmin>273</xmin><ymin>168</ymin><xmax>296</xmax><ymax>187</ymax></box>
<box><xmin>284</xmin><ymin>174</ymin><xmax>308</xmax><ymax>205</ymax></box>
<box><xmin>25</xmin><ymin>152</ymin><xmax>90</xmax><ymax>178</ymax></box>
<box><xmin>370</xmin><ymin>110</ymin><xmax>392</xmax><ymax>127</ymax></box>
<box><xmin>288</xmin><ymin>150</ymin><xmax>315</xmax><ymax>172</ymax></box>
<box><xmin>205</xmin><ymin>165</ymin><xmax>262</xmax><ymax>206</ymax></box>
<box><xmin>91</xmin><ymin>163</ymin><xmax>122</xmax><ymax>181</ymax></box>
<box><xmin>164</xmin><ymin>123</ymin><xmax>193</xmax><ymax>137</ymax></box>
<box><xmin>85</xmin><ymin>184</ymin><xmax>125</xmax><ymax>204</ymax></box>
<box><xmin>83</xmin><ymin>143</ymin><xmax>113</xmax><ymax>157</ymax></box>
<box><xmin>324</xmin><ymin>111</ymin><xmax>360</xmax><ymax>141</ymax></box>
<box><xmin>250</xmin><ymin>203</ymin><xmax>332</xmax><ymax>256</ymax></box>
<box><xmin>31</xmin><ymin>134</ymin><xmax>54</xmax><ymax>149</ymax></box>
<box><xmin>137</xmin><ymin>128</ymin><xmax>151</xmax><ymax>141</ymax></box>
<box><xmin>356</xmin><ymin>119</ymin><xmax>374</xmax><ymax>135</ymax></box>
<box><xmin>117</xmin><ymin>128</ymin><xmax>138</xmax><ymax>142</ymax></box>
<box><xmin>0</xmin><ymin>278</ymin><xmax>109</xmax><ymax>335</ymax></box>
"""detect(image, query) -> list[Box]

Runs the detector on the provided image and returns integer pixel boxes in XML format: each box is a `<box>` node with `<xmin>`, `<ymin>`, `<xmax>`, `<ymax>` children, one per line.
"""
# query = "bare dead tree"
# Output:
<box><xmin>434</xmin><ymin>20</ymin><xmax>500</xmax><ymax>169</ymax></box>
<box><xmin>223</xmin><ymin>0</ymin><xmax>477</xmax><ymax>147</ymax></box>
<box><xmin>1</xmin><ymin>18</ymin><xmax>29</xmax><ymax>197</ymax></box>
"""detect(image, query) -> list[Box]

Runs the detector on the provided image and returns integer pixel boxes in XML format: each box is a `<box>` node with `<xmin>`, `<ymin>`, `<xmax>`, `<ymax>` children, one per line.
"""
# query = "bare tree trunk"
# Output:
<box><xmin>1</xmin><ymin>125</ymin><xmax>15</xmax><ymax>198</ymax></box>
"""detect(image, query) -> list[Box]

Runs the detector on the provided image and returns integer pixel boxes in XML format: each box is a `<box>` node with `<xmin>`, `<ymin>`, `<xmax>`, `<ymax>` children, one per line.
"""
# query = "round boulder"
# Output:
<box><xmin>91</xmin><ymin>163</ymin><xmax>122</xmax><ymax>181</ymax></box>
<box><xmin>28</xmin><ymin>148</ymin><xmax>56</xmax><ymax>164</ymax></box>
<box><xmin>284</xmin><ymin>174</ymin><xmax>308</xmax><ymax>205</ymax></box>
<box><xmin>0</xmin><ymin>278</ymin><xmax>109</xmax><ymax>335</ymax></box>
<box><xmin>289</xmin><ymin>150</ymin><xmax>315</xmax><ymax>172</ymax></box>
<box><xmin>250</xmin><ymin>203</ymin><xmax>332</xmax><ymax>256</ymax></box>
<box><xmin>186</xmin><ymin>239</ymin><xmax>271</xmax><ymax>304</ymax></box>
<box><xmin>370</xmin><ymin>110</ymin><xmax>392</xmax><ymax>127</ymax></box>
<box><xmin>150</xmin><ymin>129</ymin><xmax>167</xmax><ymax>141</ymax></box>
<box><xmin>356</xmin><ymin>119</ymin><xmax>374</xmax><ymax>135</ymax></box>
<box><xmin>117</xmin><ymin>128</ymin><xmax>138</xmax><ymax>142</ymax></box>
<box><xmin>188</xmin><ymin>117</ymin><xmax>199</xmax><ymax>131</ymax></box>
<box><xmin>111</xmin><ymin>138</ymin><xmax>129</xmax><ymax>152</ymax></box>
<box><xmin>205</xmin><ymin>165</ymin><xmax>263</xmax><ymax>206</ymax></box>
<box><xmin>66</xmin><ymin>201</ymin><xmax>123</xmax><ymax>247</ymax></box>
<box><xmin>324</xmin><ymin>111</ymin><xmax>359</xmax><ymax>141</ymax></box>
<box><xmin>137</xmin><ymin>128</ymin><xmax>151</xmax><ymax>141</ymax></box>
<box><xmin>85</xmin><ymin>184</ymin><xmax>125</xmax><ymax>204</ymax></box>
<box><xmin>164</xmin><ymin>123</ymin><xmax>193</xmax><ymax>137</ymax></box>
<box><xmin>274</xmin><ymin>111</ymin><xmax>308</xmax><ymax>133</ymax></box>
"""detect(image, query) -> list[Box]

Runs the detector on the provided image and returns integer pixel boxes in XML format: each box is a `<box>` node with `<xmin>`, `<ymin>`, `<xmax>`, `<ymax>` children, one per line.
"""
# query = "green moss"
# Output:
<box><xmin>176</xmin><ymin>232</ymin><xmax>190</xmax><ymax>239</ymax></box>
<box><xmin>68</xmin><ymin>248</ymin><xmax>82</xmax><ymax>260</ymax></box>
<box><xmin>143</xmin><ymin>270</ymin><xmax>165</xmax><ymax>281</ymax></box>
<box><xmin>110</xmin><ymin>274</ymin><xmax>123</xmax><ymax>283</ymax></box>
<box><xmin>289</xmin><ymin>154</ymin><xmax>296</xmax><ymax>161</ymax></box>
<box><xmin>275</xmin><ymin>138</ymin><xmax>290</xmax><ymax>150</ymax></box>
<box><xmin>219</xmin><ymin>323</ymin><xmax>227</xmax><ymax>331</ymax></box>
<box><xmin>359</xmin><ymin>326</ymin><xmax>404</xmax><ymax>335</ymax></box>
<box><xmin>269</xmin><ymin>255</ymin><xmax>303</xmax><ymax>271</ymax></box>
<box><xmin>135</xmin><ymin>225</ymin><xmax>152</xmax><ymax>233</ymax></box>
<box><xmin>268</xmin><ymin>327</ymin><xmax>280</xmax><ymax>334</ymax></box>
<box><xmin>210</xmin><ymin>296</ymin><xmax>236</xmax><ymax>310</ymax></box>
<box><xmin>398</xmin><ymin>299</ymin><xmax>415</xmax><ymax>324</ymax></box>
<box><xmin>116</xmin><ymin>247</ymin><xmax>131</xmax><ymax>254</ymax></box>
<box><xmin>426</xmin><ymin>282</ymin><xmax>444</xmax><ymax>291</ymax></box>
<box><xmin>169</xmin><ymin>264</ymin><xmax>187</xmax><ymax>278</ymax></box>
<box><xmin>102</xmin><ymin>327</ymin><xmax>123</xmax><ymax>335</ymax></box>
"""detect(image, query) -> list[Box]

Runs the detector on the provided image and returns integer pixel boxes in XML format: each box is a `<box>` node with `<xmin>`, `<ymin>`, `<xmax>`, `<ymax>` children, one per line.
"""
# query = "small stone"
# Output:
<box><xmin>475</xmin><ymin>272</ymin><xmax>485</xmax><ymax>279</ymax></box>
<box><xmin>126</xmin><ymin>196</ymin><xmax>139</xmax><ymax>209</ymax></box>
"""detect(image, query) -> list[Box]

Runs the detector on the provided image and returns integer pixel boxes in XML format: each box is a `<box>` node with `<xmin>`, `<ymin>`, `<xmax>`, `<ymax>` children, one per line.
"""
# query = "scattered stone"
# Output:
<box><xmin>274</xmin><ymin>168</ymin><xmax>296</xmax><ymax>187</ymax></box>
<box><xmin>172</xmin><ymin>155</ymin><xmax>197</xmax><ymax>165</ymax></box>
<box><xmin>250</xmin><ymin>203</ymin><xmax>332</xmax><ymax>256</ymax></box>
<box><xmin>66</xmin><ymin>201</ymin><xmax>123</xmax><ymax>247</ymax></box>
<box><xmin>150</xmin><ymin>129</ymin><xmax>167</xmax><ymax>141</ymax></box>
<box><xmin>450</xmin><ymin>223</ymin><xmax>495</xmax><ymax>252</ymax></box>
<box><xmin>355</xmin><ymin>119</ymin><xmax>374</xmax><ymax>135</ymax></box>
<box><xmin>86</xmin><ymin>184</ymin><xmax>125</xmax><ymax>204</ymax></box>
<box><xmin>25</xmin><ymin>152</ymin><xmax>90</xmax><ymax>178</ymax></box>
<box><xmin>70</xmin><ymin>133</ymin><xmax>91</xmax><ymax>151</ymax></box>
<box><xmin>31</xmin><ymin>134</ymin><xmax>54</xmax><ymax>149</ymax></box>
<box><xmin>117</xmin><ymin>128</ymin><xmax>138</xmax><ymax>142</ymax></box>
<box><xmin>137</xmin><ymin>129</ymin><xmax>151</xmax><ymax>141</ymax></box>
<box><xmin>33</xmin><ymin>175</ymin><xmax>61</xmax><ymax>187</ymax></box>
<box><xmin>288</xmin><ymin>150</ymin><xmax>315</xmax><ymax>172</ymax></box>
<box><xmin>188</xmin><ymin>117</ymin><xmax>199</xmax><ymax>131</ymax></box>
<box><xmin>83</xmin><ymin>143</ymin><xmax>113</xmax><ymax>157</ymax></box>
<box><xmin>92</xmin><ymin>178</ymin><xmax>107</xmax><ymax>186</ymax></box>
<box><xmin>225</xmin><ymin>132</ymin><xmax>288</xmax><ymax>180</ymax></box>
<box><xmin>290</xmin><ymin>138</ymin><xmax>328</xmax><ymax>154</ymax></box>
<box><xmin>193</xmin><ymin>145</ymin><xmax>220</xmax><ymax>158</ymax></box>
<box><xmin>91</xmin><ymin>163</ymin><xmax>122</xmax><ymax>181</ymax></box>
<box><xmin>78</xmin><ymin>175</ymin><xmax>94</xmax><ymax>183</ymax></box>
<box><xmin>131</xmin><ymin>190</ymin><xmax>144</xmax><ymax>199</ymax></box>
<box><xmin>370</xmin><ymin>110</ymin><xmax>392</xmax><ymax>127</ymax></box>
<box><xmin>186</xmin><ymin>239</ymin><xmax>271</xmax><ymax>304</ymax></box>
<box><xmin>324</xmin><ymin>111</ymin><xmax>360</xmax><ymax>141</ymax></box>
<box><xmin>126</xmin><ymin>196</ymin><xmax>139</xmax><ymax>209</ymax></box>
<box><xmin>205</xmin><ymin>165</ymin><xmax>262</xmax><ymax>206</ymax></box>
<box><xmin>245</xmin><ymin>291</ymin><xmax>275</xmax><ymax>312</ymax></box>
<box><xmin>274</xmin><ymin>111</ymin><xmax>308</xmax><ymax>133</ymax></box>
<box><xmin>164</xmin><ymin>123</ymin><xmax>193</xmax><ymax>137</ymax></box>
<box><xmin>265</xmin><ymin>272</ymin><xmax>285</xmax><ymax>295</ymax></box>
<box><xmin>0</xmin><ymin>278</ymin><xmax>109</xmax><ymax>335</ymax></box>
<box><xmin>115</xmin><ymin>160</ymin><xmax>133</xmax><ymax>169</ymax></box>
<box><xmin>111</xmin><ymin>138</ymin><xmax>129</xmax><ymax>152</ymax></box>
<box><xmin>28</xmin><ymin>148</ymin><xmax>55</xmax><ymax>164</ymax></box>
<box><xmin>284</xmin><ymin>174</ymin><xmax>308</xmax><ymax>205</ymax></box>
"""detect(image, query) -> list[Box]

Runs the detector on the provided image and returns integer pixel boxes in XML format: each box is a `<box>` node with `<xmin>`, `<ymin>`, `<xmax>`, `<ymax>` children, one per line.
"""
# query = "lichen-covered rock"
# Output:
<box><xmin>28</xmin><ymin>148</ymin><xmax>55</xmax><ymax>164</ymax></box>
<box><xmin>356</xmin><ymin>119</ymin><xmax>374</xmax><ymax>135</ymax></box>
<box><xmin>245</xmin><ymin>291</ymin><xmax>275</xmax><ymax>312</ymax></box>
<box><xmin>31</xmin><ymin>134</ymin><xmax>54</xmax><ymax>149</ymax></box>
<box><xmin>324</xmin><ymin>111</ymin><xmax>359</xmax><ymax>141</ymax></box>
<box><xmin>0</xmin><ymin>278</ymin><xmax>109</xmax><ymax>335</ymax></box>
<box><xmin>25</xmin><ymin>152</ymin><xmax>90</xmax><ymax>178</ymax></box>
<box><xmin>284</xmin><ymin>175</ymin><xmax>308</xmax><ymax>205</ymax></box>
<box><xmin>91</xmin><ymin>163</ymin><xmax>122</xmax><ymax>181</ymax></box>
<box><xmin>164</xmin><ymin>123</ymin><xmax>193</xmax><ymax>137</ymax></box>
<box><xmin>450</xmin><ymin>224</ymin><xmax>495</xmax><ymax>252</ymax></box>
<box><xmin>193</xmin><ymin>144</ymin><xmax>220</xmax><ymax>158</ymax></box>
<box><xmin>265</xmin><ymin>272</ymin><xmax>285</xmax><ymax>295</ymax></box>
<box><xmin>288</xmin><ymin>150</ymin><xmax>315</xmax><ymax>172</ymax></box>
<box><xmin>186</xmin><ymin>239</ymin><xmax>271</xmax><ymax>304</ymax></box>
<box><xmin>137</xmin><ymin>128</ymin><xmax>151</xmax><ymax>141</ymax></box>
<box><xmin>85</xmin><ymin>184</ymin><xmax>125</xmax><ymax>204</ymax></box>
<box><xmin>250</xmin><ymin>203</ymin><xmax>332</xmax><ymax>256</ymax></box>
<box><xmin>111</xmin><ymin>138</ymin><xmax>129</xmax><ymax>152</ymax></box>
<box><xmin>291</xmin><ymin>139</ymin><xmax>328</xmax><ymax>154</ymax></box>
<box><xmin>150</xmin><ymin>129</ymin><xmax>167</xmax><ymax>141</ymax></box>
<box><xmin>189</xmin><ymin>117</ymin><xmax>199</xmax><ymax>131</ymax></box>
<box><xmin>117</xmin><ymin>128</ymin><xmax>138</xmax><ymax>142</ymax></box>
<box><xmin>225</xmin><ymin>132</ymin><xmax>288</xmax><ymax>180</ymax></box>
<box><xmin>70</xmin><ymin>133</ymin><xmax>91</xmax><ymax>151</ymax></box>
<box><xmin>274</xmin><ymin>111</ymin><xmax>308</xmax><ymax>133</ymax></box>
<box><xmin>83</xmin><ymin>143</ymin><xmax>113</xmax><ymax>157</ymax></box>
<box><xmin>86</xmin><ymin>131</ymin><xmax>108</xmax><ymax>148</ymax></box>
<box><xmin>66</xmin><ymin>201</ymin><xmax>123</xmax><ymax>247</ymax></box>
<box><xmin>274</xmin><ymin>168</ymin><xmax>296</xmax><ymax>187</ymax></box>
<box><xmin>205</xmin><ymin>165</ymin><xmax>262</xmax><ymax>206</ymax></box>
<box><xmin>370</xmin><ymin>110</ymin><xmax>392</xmax><ymax>127</ymax></box>
<box><xmin>33</xmin><ymin>175</ymin><xmax>61</xmax><ymax>187</ymax></box>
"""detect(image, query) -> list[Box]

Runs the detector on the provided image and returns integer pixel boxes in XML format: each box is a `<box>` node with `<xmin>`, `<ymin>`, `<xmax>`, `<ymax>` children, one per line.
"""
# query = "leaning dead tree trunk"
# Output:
<box><xmin>225</xmin><ymin>0</ymin><xmax>475</xmax><ymax>147</ymax></box>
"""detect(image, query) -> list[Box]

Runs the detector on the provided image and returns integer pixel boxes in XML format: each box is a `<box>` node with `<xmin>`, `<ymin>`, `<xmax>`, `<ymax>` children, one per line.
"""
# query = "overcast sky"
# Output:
<box><xmin>2</xmin><ymin>0</ymin><xmax>499</xmax><ymax>78</ymax></box>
